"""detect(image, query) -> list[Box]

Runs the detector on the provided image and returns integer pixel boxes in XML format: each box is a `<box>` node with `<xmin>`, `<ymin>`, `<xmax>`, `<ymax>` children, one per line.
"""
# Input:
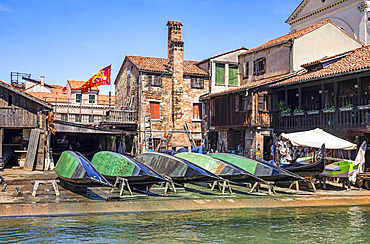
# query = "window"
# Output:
<box><xmin>243</xmin><ymin>62</ymin><xmax>249</xmax><ymax>79</ymax></box>
<box><xmin>75</xmin><ymin>114</ymin><xmax>81</xmax><ymax>123</ymax></box>
<box><xmin>149</xmin><ymin>101</ymin><xmax>160</xmax><ymax>120</ymax></box>
<box><xmin>89</xmin><ymin>115</ymin><xmax>94</xmax><ymax>123</ymax></box>
<box><xmin>76</xmin><ymin>94</ymin><xmax>82</xmax><ymax>103</ymax></box>
<box><xmin>127</xmin><ymin>69</ymin><xmax>131</xmax><ymax>95</ymax></box>
<box><xmin>191</xmin><ymin>77</ymin><xmax>204</xmax><ymax>89</ymax></box>
<box><xmin>229</xmin><ymin>65</ymin><xmax>238</xmax><ymax>86</ymax></box>
<box><xmin>61</xmin><ymin>114</ymin><xmax>68</xmax><ymax>121</ymax></box>
<box><xmin>239</xmin><ymin>95</ymin><xmax>248</xmax><ymax>111</ymax></box>
<box><xmin>89</xmin><ymin>95</ymin><xmax>95</xmax><ymax>103</ymax></box>
<box><xmin>215</xmin><ymin>63</ymin><xmax>225</xmax><ymax>85</ymax></box>
<box><xmin>147</xmin><ymin>75</ymin><xmax>162</xmax><ymax>87</ymax></box>
<box><xmin>8</xmin><ymin>94</ymin><xmax>12</xmax><ymax>106</ymax></box>
<box><xmin>253</xmin><ymin>57</ymin><xmax>266</xmax><ymax>76</ymax></box>
<box><xmin>193</xmin><ymin>103</ymin><xmax>202</xmax><ymax>120</ymax></box>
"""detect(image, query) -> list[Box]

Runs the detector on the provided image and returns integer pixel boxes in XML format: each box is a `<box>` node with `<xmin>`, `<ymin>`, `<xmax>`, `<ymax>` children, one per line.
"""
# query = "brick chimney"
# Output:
<box><xmin>40</xmin><ymin>76</ymin><xmax>45</xmax><ymax>86</ymax></box>
<box><xmin>167</xmin><ymin>21</ymin><xmax>184</xmax><ymax>128</ymax></box>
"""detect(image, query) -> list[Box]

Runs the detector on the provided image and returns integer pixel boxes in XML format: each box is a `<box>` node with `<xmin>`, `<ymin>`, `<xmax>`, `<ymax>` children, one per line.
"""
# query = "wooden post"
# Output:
<box><xmin>0</xmin><ymin>128</ymin><xmax>3</xmax><ymax>171</ymax></box>
<box><xmin>284</xmin><ymin>90</ymin><xmax>288</xmax><ymax>108</ymax></box>
<box><xmin>358</xmin><ymin>77</ymin><xmax>362</xmax><ymax>105</ymax></box>
<box><xmin>24</xmin><ymin>129</ymin><xmax>41</xmax><ymax>171</ymax></box>
<box><xmin>321</xmin><ymin>84</ymin><xmax>325</xmax><ymax>108</ymax></box>
<box><xmin>35</xmin><ymin>132</ymin><xmax>45</xmax><ymax>171</ymax></box>
<box><xmin>298</xmin><ymin>87</ymin><xmax>302</xmax><ymax>109</ymax></box>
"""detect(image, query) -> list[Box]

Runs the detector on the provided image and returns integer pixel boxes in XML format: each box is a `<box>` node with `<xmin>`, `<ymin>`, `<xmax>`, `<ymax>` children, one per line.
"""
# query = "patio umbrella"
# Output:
<box><xmin>281</xmin><ymin>128</ymin><xmax>356</xmax><ymax>150</ymax></box>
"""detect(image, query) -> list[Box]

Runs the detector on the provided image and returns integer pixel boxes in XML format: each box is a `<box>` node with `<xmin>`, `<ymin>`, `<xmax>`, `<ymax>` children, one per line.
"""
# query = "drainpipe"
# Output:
<box><xmin>289</xmin><ymin>39</ymin><xmax>294</xmax><ymax>73</ymax></box>
<box><xmin>139</xmin><ymin>71</ymin><xmax>143</xmax><ymax>153</ymax></box>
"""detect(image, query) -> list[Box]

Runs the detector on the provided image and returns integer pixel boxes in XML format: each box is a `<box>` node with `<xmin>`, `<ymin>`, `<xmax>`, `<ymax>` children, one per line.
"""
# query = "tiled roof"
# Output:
<box><xmin>98</xmin><ymin>94</ymin><xmax>115</xmax><ymax>105</ymax></box>
<box><xmin>26</xmin><ymin>86</ymin><xmax>69</xmax><ymax>103</ymax></box>
<box><xmin>196</xmin><ymin>47</ymin><xmax>248</xmax><ymax>64</ymax></box>
<box><xmin>68</xmin><ymin>80</ymin><xmax>99</xmax><ymax>91</ymax></box>
<box><xmin>0</xmin><ymin>80</ymin><xmax>53</xmax><ymax>108</ymax></box>
<box><xmin>126</xmin><ymin>56</ymin><xmax>208</xmax><ymax>75</ymax></box>
<box><xmin>200</xmin><ymin>72</ymin><xmax>298</xmax><ymax>99</ymax></box>
<box><xmin>241</xmin><ymin>19</ymin><xmax>362</xmax><ymax>56</ymax></box>
<box><xmin>270</xmin><ymin>45</ymin><xmax>370</xmax><ymax>88</ymax></box>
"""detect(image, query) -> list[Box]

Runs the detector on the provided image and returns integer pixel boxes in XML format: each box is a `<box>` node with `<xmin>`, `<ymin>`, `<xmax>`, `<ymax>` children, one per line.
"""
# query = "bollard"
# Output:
<box><xmin>1</xmin><ymin>184</ymin><xmax>7</xmax><ymax>192</ymax></box>
<box><xmin>15</xmin><ymin>187</ymin><xmax>22</xmax><ymax>196</ymax></box>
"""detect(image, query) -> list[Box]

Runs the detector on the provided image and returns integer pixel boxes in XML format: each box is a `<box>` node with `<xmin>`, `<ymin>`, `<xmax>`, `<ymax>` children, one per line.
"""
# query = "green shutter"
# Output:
<box><xmin>229</xmin><ymin>65</ymin><xmax>238</xmax><ymax>86</ymax></box>
<box><xmin>215</xmin><ymin>63</ymin><xmax>225</xmax><ymax>85</ymax></box>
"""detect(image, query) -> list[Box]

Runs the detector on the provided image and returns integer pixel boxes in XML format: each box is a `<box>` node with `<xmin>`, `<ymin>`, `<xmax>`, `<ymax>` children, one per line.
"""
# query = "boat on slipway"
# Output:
<box><xmin>135</xmin><ymin>152</ymin><xmax>222</xmax><ymax>184</ymax></box>
<box><xmin>55</xmin><ymin>151</ymin><xmax>113</xmax><ymax>187</ymax></box>
<box><xmin>281</xmin><ymin>144</ymin><xmax>326</xmax><ymax>177</ymax></box>
<box><xmin>208</xmin><ymin>153</ymin><xmax>305</xmax><ymax>182</ymax></box>
<box><xmin>175</xmin><ymin>152</ymin><xmax>265</xmax><ymax>183</ymax></box>
<box><xmin>91</xmin><ymin>151</ymin><xmax>168</xmax><ymax>188</ymax></box>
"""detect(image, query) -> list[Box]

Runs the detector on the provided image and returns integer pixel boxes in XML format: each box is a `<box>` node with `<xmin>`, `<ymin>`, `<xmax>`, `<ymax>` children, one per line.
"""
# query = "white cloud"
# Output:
<box><xmin>0</xmin><ymin>4</ymin><xmax>12</xmax><ymax>13</ymax></box>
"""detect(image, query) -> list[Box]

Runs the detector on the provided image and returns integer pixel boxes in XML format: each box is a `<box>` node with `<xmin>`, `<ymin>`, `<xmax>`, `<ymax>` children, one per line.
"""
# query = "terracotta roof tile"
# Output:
<box><xmin>98</xmin><ymin>94</ymin><xmax>115</xmax><ymax>105</ymax></box>
<box><xmin>241</xmin><ymin>19</ymin><xmax>361</xmax><ymax>56</ymax></box>
<box><xmin>68</xmin><ymin>80</ymin><xmax>99</xmax><ymax>91</ymax></box>
<box><xmin>270</xmin><ymin>45</ymin><xmax>370</xmax><ymax>88</ymax></box>
<box><xmin>127</xmin><ymin>56</ymin><xmax>208</xmax><ymax>75</ymax></box>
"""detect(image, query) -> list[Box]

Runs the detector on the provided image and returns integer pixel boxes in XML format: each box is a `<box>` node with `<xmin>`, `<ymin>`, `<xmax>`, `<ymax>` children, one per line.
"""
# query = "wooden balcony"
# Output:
<box><xmin>103</xmin><ymin>110</ymin><xmax>137</xmax><ymax>125</ymax></box>
<box><xmin>272</xmin><ymin>105</ymin><xmax>370</xmax><ymax>132</ymax></box>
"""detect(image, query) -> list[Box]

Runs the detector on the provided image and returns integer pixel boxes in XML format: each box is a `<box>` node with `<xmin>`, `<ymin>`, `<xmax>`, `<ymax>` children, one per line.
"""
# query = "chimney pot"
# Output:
<box><xmin>40</xmin><ymin>76</ymin><xmax>45</xmax><ymax>86</ymax></box>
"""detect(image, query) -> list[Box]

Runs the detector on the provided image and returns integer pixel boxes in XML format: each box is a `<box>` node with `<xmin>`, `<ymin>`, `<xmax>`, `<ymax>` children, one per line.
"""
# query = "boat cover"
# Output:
<box><xmin>281</xmin><ymin>128</ymin><xmax>356</xmax><ymax>150</ymax></box>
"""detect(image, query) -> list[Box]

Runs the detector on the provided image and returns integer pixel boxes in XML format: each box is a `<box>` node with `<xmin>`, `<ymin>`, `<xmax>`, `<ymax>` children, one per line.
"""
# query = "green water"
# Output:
<box><xmin>1</xmin><ymin>206</ymin><xmax>370</xmax><ymax>243</ymax></box>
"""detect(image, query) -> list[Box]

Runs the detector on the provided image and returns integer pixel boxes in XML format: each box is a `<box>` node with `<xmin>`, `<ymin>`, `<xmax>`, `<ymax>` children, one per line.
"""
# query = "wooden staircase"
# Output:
<box><xmin>143</xmin><ymin>115</ymin><xmax>154</xmax><ymax>151</ymax></box>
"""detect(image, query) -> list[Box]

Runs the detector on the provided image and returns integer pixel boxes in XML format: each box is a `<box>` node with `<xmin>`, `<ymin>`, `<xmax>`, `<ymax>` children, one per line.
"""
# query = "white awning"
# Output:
<box><xmin>281</xmin><ymin>128</ymin><xmax>356</xmax><ymax>150</ymax></box>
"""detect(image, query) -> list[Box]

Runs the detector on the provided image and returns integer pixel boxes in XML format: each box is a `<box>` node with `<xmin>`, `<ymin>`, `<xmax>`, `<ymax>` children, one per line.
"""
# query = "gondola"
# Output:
<box><xmin>55</xmin><ymin>151</ymin><xmax>113</xmax><ymax>187</ymax></box>
<box><xmin>91</xmin><ymin>151</ymin><xmax>168</xmax><ymax>187</ymax></box>
<box><xmin>135</xmin><ymin>152</ymin><xmax>222</xmax><ymax>184</ymax></box>
<box><xmin>175</xmin><ymin>152</ymin><xmax>265</xmax><ymax>183</ymax></box>
<box><xmin>209</xmin><ymin>153</ymin><xmax>305</xmax><ymax>182</ymax></box>
<box><xmin>281</xmin><ymin>144</ymin><xmax>326</xmax><ymax>177</ymax></box>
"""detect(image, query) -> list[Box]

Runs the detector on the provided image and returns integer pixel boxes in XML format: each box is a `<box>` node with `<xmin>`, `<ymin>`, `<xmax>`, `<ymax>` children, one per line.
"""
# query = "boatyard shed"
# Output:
<box><xmin>0</xmin><ymin>80</ymin><xmax>53</xmax><ymax>170</ymax></box>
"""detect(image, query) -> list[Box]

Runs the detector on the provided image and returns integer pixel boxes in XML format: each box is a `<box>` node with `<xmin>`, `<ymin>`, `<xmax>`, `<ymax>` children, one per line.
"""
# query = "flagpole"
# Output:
<box><xmin>109</xmin><ymin>63</ymin><xmax>112</xmax><ymax>108</ymax></box>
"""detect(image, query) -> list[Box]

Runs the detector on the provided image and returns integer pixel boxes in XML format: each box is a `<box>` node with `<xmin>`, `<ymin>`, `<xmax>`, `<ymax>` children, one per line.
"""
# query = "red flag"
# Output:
<box><xmin>78</xmin><ymin>65</ymin><xmax>111</xmax><ymax>94</ymax></box>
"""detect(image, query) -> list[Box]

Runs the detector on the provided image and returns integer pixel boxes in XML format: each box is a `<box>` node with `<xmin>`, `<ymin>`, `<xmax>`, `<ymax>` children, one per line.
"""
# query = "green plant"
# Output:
<box><xmin>294</xmin><ymin>108</ymin><xmax>304</xmax><ymax>113</ymax></box>
<box><xmin>324</xmin><ymin>106</ymin><xmax>335</xmax><ymax>111</ymax></box>
<box><xmin>341</xmin><ymin>104</ymin><xmax>353</xmax><ymax>109</ymax></box>
<box><xmin>280</xmin><ymin>108</ymin><xmax>292</xmax><ymax>114</ymax></box>
<box><xmin>277</xmin><ymin>100</ymin><xmax>286</xmax><ymax>112</ymax></box>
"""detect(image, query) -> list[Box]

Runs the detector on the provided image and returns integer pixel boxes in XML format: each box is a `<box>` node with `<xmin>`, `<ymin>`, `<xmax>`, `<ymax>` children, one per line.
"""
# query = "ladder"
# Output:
<box><xmin>184</xmin><ymin>122</ymin><xmax>196</xmax><ymax>148</ymax></box>
<box><xmin>143</xmin><ymin>115</ymin><xmax>154</xmax><ymax>150</ymax></box>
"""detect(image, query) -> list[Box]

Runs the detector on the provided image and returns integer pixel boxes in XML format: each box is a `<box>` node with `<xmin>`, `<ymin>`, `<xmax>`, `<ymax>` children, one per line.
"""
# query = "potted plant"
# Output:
<box><xmin>293</xmin><ymin>108</ymin><xmax>304</xmax><ymax>116</ymax></box>
<box><xmin>281</xmin><ymin>108</ymin><xmax>292</xmax><ymax>116</ymax></box>
<box><xmin>340</xmin><ymin>104</ymin><xmax>353</xmax><ymax>111</ymax></box>
<box><xmin>307</xmin><ymin>109</ymin><xmax>319</xmax><ymax>115</ymax></box>
<box><xmin>323</xmin><ymin>106</ymin><xmax>335</xmax><ymax>113</ymax></box>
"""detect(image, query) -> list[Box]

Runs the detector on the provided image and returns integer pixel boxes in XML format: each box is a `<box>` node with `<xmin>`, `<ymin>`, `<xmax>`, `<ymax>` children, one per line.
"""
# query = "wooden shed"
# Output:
<box><xmin>0</xmin><ymin>80</ymin><xmax>53</xmax><ymax>171</ymax></box>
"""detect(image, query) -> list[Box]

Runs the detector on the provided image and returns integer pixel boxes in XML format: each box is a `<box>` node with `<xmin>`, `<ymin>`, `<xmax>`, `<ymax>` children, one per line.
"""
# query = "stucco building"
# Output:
<box><xmin>287</xmin><ymin>0</ymin><xmax>370</xmax><ymax>45</ymax></box>
<box><xmin>25</xmin><ymin>77</ymin><xmax>114</xmax><ymax>125</ymax></box>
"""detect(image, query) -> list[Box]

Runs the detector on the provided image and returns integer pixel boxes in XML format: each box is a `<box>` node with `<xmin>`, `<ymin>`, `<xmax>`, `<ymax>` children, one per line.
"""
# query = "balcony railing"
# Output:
<box><xmin>272</xmin><ymin>105</ymin><xmax>370</xmax><ymax>132</ymax></box>
<box><xmin>104</xmin><ymin>110</ymin><xmax>137</xmax><ymax>124</ymax></box>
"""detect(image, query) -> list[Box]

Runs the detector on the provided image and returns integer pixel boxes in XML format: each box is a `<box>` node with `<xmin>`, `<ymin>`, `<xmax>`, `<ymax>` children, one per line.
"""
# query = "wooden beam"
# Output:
<box><xmin>24</xmin><ymin>129</ymin><xmax>41</xmax><ymax>171</ymax></box>
<box><xmin>0</xmin><ymin>128</ymin><xmax>3</xmax><ymax>171</ymax></box>
<box><xmin>358</xmin><ymin>77</ymin><xmax>361</xmax><ymax>105</ymax></box>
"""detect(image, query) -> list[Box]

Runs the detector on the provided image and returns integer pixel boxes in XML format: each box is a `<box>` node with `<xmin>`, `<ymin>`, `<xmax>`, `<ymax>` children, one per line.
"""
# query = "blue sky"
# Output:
<box><xmin>0</xmin><ymin>0</ymin><xmax>301</xmax><ymax>95</ymax></box>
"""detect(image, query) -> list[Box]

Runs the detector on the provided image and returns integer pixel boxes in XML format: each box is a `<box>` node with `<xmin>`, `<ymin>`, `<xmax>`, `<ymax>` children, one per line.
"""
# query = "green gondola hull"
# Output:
<box><xmin>209</xmin><ymin>153</ymin><xmax>304</xmax><ymax>182</ymax></box>
<box><xmin>91</xmin><ymin>151</ymin><xmax>166</xmax><ymax>186</ymax></box>
<box><xmin>55</xmin><ymin>151</ymin><xmax>112</xmax><ymax>187</ymax></box>
<box><xmin>175</xmin><ymin>153</ymin><xmax>263</xmax><ymax>183</ymax></box>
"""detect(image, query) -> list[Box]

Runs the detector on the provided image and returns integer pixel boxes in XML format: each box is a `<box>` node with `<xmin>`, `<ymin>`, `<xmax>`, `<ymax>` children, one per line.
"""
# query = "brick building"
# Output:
<box><xmin>115</xmin><ymin>21</ymin><xmax>209</xmax><ymax>152</ymax></box>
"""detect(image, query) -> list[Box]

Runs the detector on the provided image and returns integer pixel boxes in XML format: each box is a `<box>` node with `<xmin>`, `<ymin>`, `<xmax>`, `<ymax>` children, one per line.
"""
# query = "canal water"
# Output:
<box><xmin>1</xmin><ymin>206</ymin><xmax>369</xmax><ymax>243</ymax></box>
